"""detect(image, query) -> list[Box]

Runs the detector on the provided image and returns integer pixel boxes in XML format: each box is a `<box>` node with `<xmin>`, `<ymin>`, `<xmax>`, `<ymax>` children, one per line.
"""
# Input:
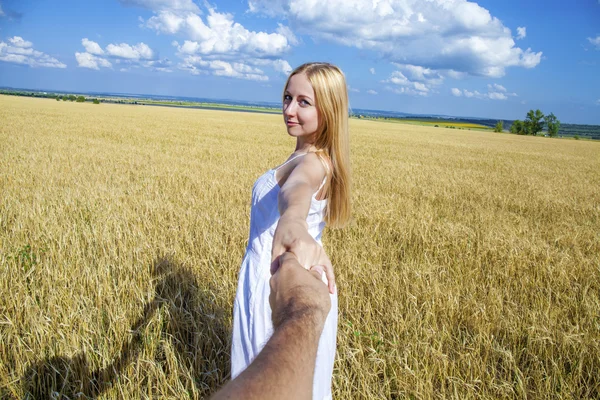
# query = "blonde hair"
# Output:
<box><xmin>283</xmin><ymin>62</ymin><xmax>351</xmax><ymax>228</ymax></box>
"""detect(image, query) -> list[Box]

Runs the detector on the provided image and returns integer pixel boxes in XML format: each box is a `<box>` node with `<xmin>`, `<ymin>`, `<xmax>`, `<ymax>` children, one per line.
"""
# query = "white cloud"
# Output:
<box><xmin>488</xmin><ymin>83</ymin><xmax>506</xmax><ymax>92</ymax></box>
<box><xmin>276</xmin><ymin>23</ymin><xmax>299</xmax><ymax>46</ymax></box>
<box><xmin>142</xmin><ymin>58</ymin><xmax>172</xmax><ymax>71</ymax></box>
<box><xmin>106</xmin><ymin>42</ymin><xmax>154</xmax><ymax>60</ymax></box>
<box><xmin>76</xmin><ymin>39</ymin><xmax>172</xmax><ymax>72</ymax></box>
<box><xmin>9</xmin><ymin>36</ymin><xmax>32</xmax><ymax>48</ymax></box>
<box><xmin>179</xmin><ymin>55</ymin><xmax>269</xmax><ymax>81</ymax></box>
<box><xmin>248</xmin><ymin>0</ymin><xmax>542</xmax><ymax>77</ymax></box>
<box><xmin>146</xmin><ymin>6</ymin><xmax>290</xmax><ymax>58</ymax></box>
<box><xmin>384</xmin><ymin>63</ymin><xmax>447</xmax><ymax>96</ymax></box>
<box><xmin>488</xmin><ymin>92</ymin><xmax>507</xmax><ymax>100</ymax></box>
<box><xmin>588</xmin><ymin>36</ymin><xmax>600</xmax><ymax>50</ymax></box>
<box><xmin>367</xmin><ymin>89</ymin><xmax>378</xmax><ymax>95</ymax></box>
<box><xmin>386</xmin><ymin>85</ymin><xmax>428</xmax><ymax>97</ymax></box>
<box><xmin>230</xmin><ymin>57</ymin><xmax>292</xmax><ymax>76</ymax></box>
<box><xmin>124</xmin><ymin>1</ymin><xmax>295</xmax><ymax>80</ymax></box>
<box><xmin>369</xmin><ymin>67</ymin><xmax>375</xmax><ymax>75</ymax></box>
<box><xmin>452</xmin><ymin>84</ymin><xmax>517</xmax><ymax>100</ymax></box>
<box><xmin>76</xmin><ymin>52</ymin><xmax>112</xmax><ymax>69</ymax></box>
<box><xmin>271</xmin><ymin>59</ymin><xmax>292</xmax><ymax>74</ymax></box>
<box><xmin>0</xmin><ymin>36</ymin><xmax>66</xmax><ymax>68</ymax></box>
<box><xmin>596</xmin><ymin>99</ymin><xmax>600</xmax><ymax>105</ymax></box>
<box><xmin>348</xmin><ymin>85</ymin><xmax>360</xmax><ymax>93</ymax></box>
<box><xmin>516</xmin><ymin>27</ymin><xmax>526</xmax><ymax>40</ymax></box>
<box><xmin>82</xmin><ymin>38</ymin><xmax>104</xmax><ymax>55</ymax></box>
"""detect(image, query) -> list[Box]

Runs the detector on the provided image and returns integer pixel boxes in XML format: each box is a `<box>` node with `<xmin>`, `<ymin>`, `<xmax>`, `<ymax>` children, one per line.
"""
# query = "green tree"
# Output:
<box><xmin>510</xmin><ymin>120</ymin><xmax>526</xmax><ymax>135</ymax></box>
<box><xmin>93</xmin><ymin>99</ymin><xmax>100</xmax><ymax>104</ymax></box>
<box><xmin>525</xmin><ymin>109</ymin><xmax>544</xmax><ymax>136</ymax></box>
<box><xmin>494</xmin><ymin>120</ymin><xmax>503</xmax><ymax>132</ymax></box>
<box><xmin>545</xmin><ymin>112</ymin><xmax>560</xmax><ymax>137</ymax></box>
<box><xmin>76</xmin><ymin>96</ymin><xmax>85</xmax><ymax>103</ymax></box>
<box><xmin>68</xmin><ymin>94</ymin><xmax>76</xmax><ymax>101</ymax></box>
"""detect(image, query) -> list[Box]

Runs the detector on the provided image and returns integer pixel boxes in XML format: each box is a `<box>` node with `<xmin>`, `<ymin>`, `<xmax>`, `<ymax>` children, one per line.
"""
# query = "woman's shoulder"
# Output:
<box><xmin>300</xmin><ymin>150</ymin><xmax>332</xmax><ymax>178</ymax></box>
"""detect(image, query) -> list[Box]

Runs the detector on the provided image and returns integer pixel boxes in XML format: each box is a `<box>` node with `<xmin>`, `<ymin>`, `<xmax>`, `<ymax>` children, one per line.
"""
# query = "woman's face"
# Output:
<box><xmin>283</xmin><ymin>73</ymin><xmax>319</xmax><ymax>141</ymax></box>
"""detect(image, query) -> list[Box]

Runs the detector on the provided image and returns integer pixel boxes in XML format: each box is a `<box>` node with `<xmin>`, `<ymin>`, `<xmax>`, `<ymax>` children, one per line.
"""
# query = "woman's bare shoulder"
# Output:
<box><xmin>299</xmin><ymin>151</ymin><xmax>329</xmax><ymax>178</ymax></box>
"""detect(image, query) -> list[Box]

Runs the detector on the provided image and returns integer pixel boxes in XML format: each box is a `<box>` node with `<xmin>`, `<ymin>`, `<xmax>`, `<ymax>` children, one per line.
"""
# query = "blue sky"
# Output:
<box><xmin>1</xmin><ymin>0</ymin><xmax>599</xmax><ymax>124</ymax></box>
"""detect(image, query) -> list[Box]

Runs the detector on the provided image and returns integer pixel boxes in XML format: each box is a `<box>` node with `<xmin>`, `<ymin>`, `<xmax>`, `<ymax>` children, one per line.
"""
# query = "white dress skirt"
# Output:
<box><xmin>231</xmin><ymin>155</ymin><xmax>338</xmax><ymax>400</ymax></box>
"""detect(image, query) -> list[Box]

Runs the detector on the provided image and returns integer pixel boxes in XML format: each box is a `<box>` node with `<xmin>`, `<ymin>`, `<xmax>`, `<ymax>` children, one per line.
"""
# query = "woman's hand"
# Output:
<box><xmin>271</xmin><ymin>215</ymin><xmax>335</xmax><ymax>294</ymax></box>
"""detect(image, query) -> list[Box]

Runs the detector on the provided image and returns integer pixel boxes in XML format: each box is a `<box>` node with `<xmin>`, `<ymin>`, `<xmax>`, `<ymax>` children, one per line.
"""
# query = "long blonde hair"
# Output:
<box><xmin>283</xmin><ymin>62</ymin><xmax>351</xmax><ymax>228</ymax></box>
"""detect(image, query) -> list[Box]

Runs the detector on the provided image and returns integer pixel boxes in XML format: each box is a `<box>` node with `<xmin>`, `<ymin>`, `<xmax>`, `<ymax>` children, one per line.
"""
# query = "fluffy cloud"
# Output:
<box><xmin>147</xmin><ymin>9</ymin><xmax>291</xmax><ymax>57</ymax></box>
<box><xmin>82</xmin><ymin>38</ymin><xmax>104</xmax><ymax>55</ymax></box>
<box><xmin>516</xmin><ymin>27</ymin><xmax>526</xmax><ymax>40</ymax></box>
<box><xmin>369</xmin><ymin>67</ymin><xmax>375</xmax><ymax>75</ymax></box>
<box><xmin>367</xmin><ymin>89</ymin><xmax>378</xmax><ymax>95</ymax></box>
<box><xmin>588</xmin><ymin>35</ymin><xmax>600</xmax><ymax>50</ymax></box>
<box><xmin>9</xmin><ymin>36</ymin><xmax>32</xmax><ymax>48</ymax></box>
<box><xmin>76</xmin><ymin>39</ymin><xmax>171</xmax><ymax>71</ymax></box>
<box><xmin>75</xmin><ymin>52</ymin><xmax>112</xmax><ymax>70</ymax></box>
<box><xmin>384</xmin><ymin>63</ymin><xmax>450</xmax><ymax>96</ymax></box>
<box><xmin>386</xmin><ymin>85</ymin><xmax>428</xmax><ymax>96</ymax></box>
<box><xmin>106</xmin><ymin>42</ymin><xmax>153</xmax><ymax>60</ymax></box>
<box><xmin>247</xmin><ymin>57</ymin><xmax>292</xmax><ymax>75</ymax></box>
<box><xmin>488</xmin><ymin>83</ymin><xmax>506</xmax><ymax>92</ymax></box>
<box><xmin>126</xmin><ymin>1</ymin><xmax>294</xmax><ymax>80</ymax></box>
<box><xmin>0</xmin><ymin>36</ymin><xmax>66</xmax><ymax>68</ymax></box>
<box><xmin>348</xmin><ymin>85</ymin><xmax>360</xmax><ymax>93</ymax></box>
<box><xmin>451</xmin><ymin>84</ymin><xmax>517</xmax><ymax>100</ymax></box>
<box><xmin>248</xmin><ymin>0</ymin><xmax>542</xmax><ymax>78</ymax></box>
<box><xmin>178</xmin><ymin>55</ymin><xmax>268</xmax><ymax>81</ymax></box>
<box><xmin>173</xmin><ymin>42</ymin><xmax>291</xmax><ymax>79</ymax></box>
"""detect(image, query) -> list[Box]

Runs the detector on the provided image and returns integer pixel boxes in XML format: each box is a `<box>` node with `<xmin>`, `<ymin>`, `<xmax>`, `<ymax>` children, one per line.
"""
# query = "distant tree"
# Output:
<box><xmin>545</xmin><ymin>112</ymin><xmax>560</xmax><ymax>137</ymax></box>
<box><xmin>68</xmin><ymin>94</ymin><xmax>76</xmax><ymax>101</ymax></box>
<box><xmin>93</xmin><ymin>99</ymin><xmax>100</xmax><ymax>104</ymax></box>
<box><xmin>56</xmin><ymin>97</ymin><xmax>60</xmax><ymax>101</ymax></box>
<box><xmin>494</xmin><ymin>120</ymin><xmax>503</xmax><ymax>132</ymax></box>
<box><xmin>525</xmin><ymin>109</ymin><xmax>544</xmax><ymax>136</ymax></box>
<box><xmin>510</xmin><ymin>120</ymin><xmax>526</xmax><ymax>135</ymax></box>
<box><xmin>76</xmin><ymin>96</ymin><xmax>85</xmax><ymax>103</ymax></box>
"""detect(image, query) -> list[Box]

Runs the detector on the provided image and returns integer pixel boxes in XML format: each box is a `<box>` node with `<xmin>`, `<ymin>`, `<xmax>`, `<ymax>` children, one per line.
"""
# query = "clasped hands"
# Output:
<box><xmin>271</xmin><ymin>215</ymin><xmax>336</xmax><ymax>294</ymax></box>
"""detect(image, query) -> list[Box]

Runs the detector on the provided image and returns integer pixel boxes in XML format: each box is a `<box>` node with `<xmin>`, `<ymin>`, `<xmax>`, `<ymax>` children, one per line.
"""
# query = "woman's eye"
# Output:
<box><xmin>283</xmin><ymin>95</ymin><xmax>292</xmax><ymax>101</ymax></box>
<box><xmin>300</xmin><ymin>99</ymin><xmax>311</xmax><ymax>106</ymax></box>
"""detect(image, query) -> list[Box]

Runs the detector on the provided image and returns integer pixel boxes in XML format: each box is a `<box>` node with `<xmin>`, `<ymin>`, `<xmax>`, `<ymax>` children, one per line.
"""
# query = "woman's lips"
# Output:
<box><xmin>286</xmin><ymin>121</ymin><xmax>299</xmax><ymax>126</ymax></box>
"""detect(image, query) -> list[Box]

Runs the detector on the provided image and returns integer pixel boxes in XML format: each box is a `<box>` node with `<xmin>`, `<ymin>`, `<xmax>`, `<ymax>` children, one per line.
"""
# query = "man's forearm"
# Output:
<box><xmin>213</xmin><ymin>315</ymin><xmax>323</xmax><ymax>400</ymax></box>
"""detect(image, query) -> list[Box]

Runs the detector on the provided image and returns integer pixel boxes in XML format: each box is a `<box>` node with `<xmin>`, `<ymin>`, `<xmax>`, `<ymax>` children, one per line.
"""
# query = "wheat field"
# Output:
<box><xmin>1</xmin><ymin>95</ymin><xmax>599</xmax><ymax>399</ymax></box>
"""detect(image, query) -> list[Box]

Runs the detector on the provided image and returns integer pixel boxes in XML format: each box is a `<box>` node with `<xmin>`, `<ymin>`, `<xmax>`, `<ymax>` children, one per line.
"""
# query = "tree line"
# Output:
<box><xmin>507</xmin><ymin>109</ymin><xmax>561</xmax><ymax>137</ymax></box>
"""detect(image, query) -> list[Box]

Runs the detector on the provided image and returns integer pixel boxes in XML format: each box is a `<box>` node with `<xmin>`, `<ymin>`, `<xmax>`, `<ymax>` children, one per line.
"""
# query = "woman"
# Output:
<box><xmin>231</xmin><ymin>62</ymin><xmax>351</xmax><ymax>399</ymax></box>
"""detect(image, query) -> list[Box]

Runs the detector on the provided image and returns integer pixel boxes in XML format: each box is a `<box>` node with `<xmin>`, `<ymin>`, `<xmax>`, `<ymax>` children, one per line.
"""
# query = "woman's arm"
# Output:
<box><xmin>271</xmin><ymin>152</ymin><xmax>335</xmax><ymax>294</ymax></box>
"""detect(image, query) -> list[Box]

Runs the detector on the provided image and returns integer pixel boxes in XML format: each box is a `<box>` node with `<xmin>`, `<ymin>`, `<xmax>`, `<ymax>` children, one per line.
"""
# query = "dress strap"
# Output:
<box><xmin>274</xmin><ymin>152</ymin><xmax>307</xmax><ymax>171</ymax></box>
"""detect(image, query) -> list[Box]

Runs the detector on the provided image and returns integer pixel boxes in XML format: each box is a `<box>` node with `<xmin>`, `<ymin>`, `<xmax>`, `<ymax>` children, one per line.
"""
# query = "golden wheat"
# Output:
<box><xmin>1</xmin><ymin>95</ymin><xmax>599</xmax><ymax>399</ymax></box>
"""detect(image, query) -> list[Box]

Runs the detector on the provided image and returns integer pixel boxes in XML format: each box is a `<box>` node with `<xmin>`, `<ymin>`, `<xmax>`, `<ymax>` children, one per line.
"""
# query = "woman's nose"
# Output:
<box><xmin>284</xmin><ymin>100</ymin><xmax>297</xmax><ymax>116</ymax></box>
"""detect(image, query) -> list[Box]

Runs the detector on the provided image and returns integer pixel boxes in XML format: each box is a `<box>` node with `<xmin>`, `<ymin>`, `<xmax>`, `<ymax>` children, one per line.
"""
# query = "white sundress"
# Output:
<box><xmin>231</xmin><ymin>153</ymin><xmax>338</xmax><ymax>400</ymax></box>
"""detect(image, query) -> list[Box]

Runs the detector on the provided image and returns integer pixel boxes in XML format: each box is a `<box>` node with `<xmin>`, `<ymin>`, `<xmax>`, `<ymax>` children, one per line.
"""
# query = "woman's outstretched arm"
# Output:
<box><xmin>271</xmin><ymin>152</ymin><xmax>335</xmax><ymax>293</ymax></box>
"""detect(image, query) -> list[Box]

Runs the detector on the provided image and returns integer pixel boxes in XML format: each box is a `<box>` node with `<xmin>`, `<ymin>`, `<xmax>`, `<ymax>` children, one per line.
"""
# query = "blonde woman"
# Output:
<box><xmin>231</xmin><ymin>62</ymin><xmax>351</xmax><ymax>399</ymax></box>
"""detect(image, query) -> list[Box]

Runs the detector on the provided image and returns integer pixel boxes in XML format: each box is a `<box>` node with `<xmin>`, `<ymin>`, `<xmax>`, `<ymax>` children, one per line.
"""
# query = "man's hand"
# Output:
<box><xmin>212</xmin><ymin>253</ymin><xmax>332</xmax><ymax>400</ymax></box>
<box><xmin>270</xmin><ymin>252</ymin><xmax>331</xmax><ymax>330</ymax></box>
<box><xmin>271</xmin><ymin>216</ymin><xmax>336</xmax><ymax>294</ymax></box>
